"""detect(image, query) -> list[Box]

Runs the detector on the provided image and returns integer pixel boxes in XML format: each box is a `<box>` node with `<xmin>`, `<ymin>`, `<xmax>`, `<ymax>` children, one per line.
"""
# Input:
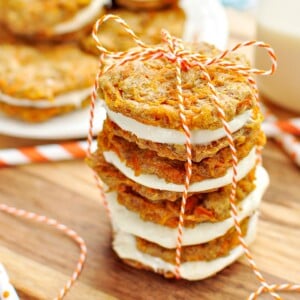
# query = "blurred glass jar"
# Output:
<box><xmin>255</xmin><ymin>0</ymin><xmax>300</xmax><ymax>112</ymax></box>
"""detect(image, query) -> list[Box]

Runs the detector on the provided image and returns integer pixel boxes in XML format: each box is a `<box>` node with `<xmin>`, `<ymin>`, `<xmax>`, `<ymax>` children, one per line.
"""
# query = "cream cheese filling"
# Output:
<box><xmin>107</xmin><ymin>166</ymin><xmax>268</xmax><ymax>248</ymax></box>
<box><xmin>105</xmin><ymin>105</ymin><xmax>252</xmax><ymax>145</ymax></box>
<box><xmin>54</xmin><ymin>0</ymin><xmax>109</xmax><ymax>34</ymax></box>
<box><xmin>112</xmin><ymin>213</ymin><xmax>258</xmax><ymax>281</ymax></box>
<box><xmin>0</xmin><ymin>88</ymin><xmax>92</xmax><ymax>108</ymax></box>
<box><xmin>103</xmin><ymin>147</ymin><xmax>257</xmax><ymax>192</ymax></box>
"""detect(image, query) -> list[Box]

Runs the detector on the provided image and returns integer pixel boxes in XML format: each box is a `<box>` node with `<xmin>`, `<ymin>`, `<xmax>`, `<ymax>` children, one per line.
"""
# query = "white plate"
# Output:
<box><xmin>0</xmin><ymin>103</ymin><xmax>106</xmax><ymax>140</ymax></box>
<box><xmin>0</xmin><ymin>0</ymin><xmax>228</xmax><ymax>140</ymax></box>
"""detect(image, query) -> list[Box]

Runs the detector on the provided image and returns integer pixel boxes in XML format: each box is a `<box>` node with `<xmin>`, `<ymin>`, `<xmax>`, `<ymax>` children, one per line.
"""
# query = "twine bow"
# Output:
<box><xmin>88</xmin><ymin>14</ymin><xmax>300</xmax><ymax>300</ymax></box>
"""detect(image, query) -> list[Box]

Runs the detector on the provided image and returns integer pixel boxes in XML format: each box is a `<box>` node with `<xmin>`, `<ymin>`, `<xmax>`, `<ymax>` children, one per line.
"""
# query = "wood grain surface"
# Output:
<box><xmin>0</xmin><ymin>8</ymin><xmax>299</xmax><ymax>300</ymax></box>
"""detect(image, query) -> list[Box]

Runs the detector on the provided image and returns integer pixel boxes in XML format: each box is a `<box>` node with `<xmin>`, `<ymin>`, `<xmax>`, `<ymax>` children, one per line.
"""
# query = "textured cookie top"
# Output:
<box><xmin>0</xmin><ymin>0</ymin><xmax>91</xmax><ymax>36</ymax></box>
<box><xmin>80</xmin><ymin>6</ymin><xmax>185</xmax><ymax>54</ymax></box>
<box><xmin>0</xmin><ymin>43</ymin><xmax>98</xmax><ymax>100</ymax></box>
<box><xmin>98</xmin><ymin>43</ymin><xmax>255</xmax><ymax>130</ymax></box>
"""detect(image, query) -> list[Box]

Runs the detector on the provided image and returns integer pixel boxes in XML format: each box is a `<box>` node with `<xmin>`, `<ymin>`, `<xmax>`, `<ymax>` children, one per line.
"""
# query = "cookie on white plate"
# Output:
<box><xmin>0</xmin><ymin>42</ymin><xmax>98</xmax><ymax>122</ymax></box>
<box><xmin>0</xmin><ymin>0</ymin><xmax>107</xmax><ymax>41</ymax></box>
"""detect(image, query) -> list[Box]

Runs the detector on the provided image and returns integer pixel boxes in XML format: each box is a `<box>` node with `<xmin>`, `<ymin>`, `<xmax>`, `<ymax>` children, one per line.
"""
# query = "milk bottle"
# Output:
<box><xmin>255</xmin><ymin>0</ymin><xmax>300</xmax><ymax>112</ymax></box>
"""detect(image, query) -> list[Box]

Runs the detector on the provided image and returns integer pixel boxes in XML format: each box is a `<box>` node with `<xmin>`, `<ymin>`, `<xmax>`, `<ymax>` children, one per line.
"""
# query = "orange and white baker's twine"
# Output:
<box><xmin>0</xmin><ymin>204</ymin><xmax>87</xmax><ymax>300</ymax></box>
<box><xmin>87</xmin><ymin>14</ymin><xmax>300</xmax><ymax>300</ymax></box>
<box><xmin>261</xmin><ymin>103</ymin><xmax>300</xmax><ymax>166</ymax></box>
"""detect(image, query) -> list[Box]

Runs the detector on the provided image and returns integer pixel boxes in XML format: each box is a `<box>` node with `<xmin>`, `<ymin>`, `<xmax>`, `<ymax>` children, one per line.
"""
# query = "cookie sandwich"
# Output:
<box><xmin>0</xmin><ymin>0</ymin><xmax>107</xmax><ymax>41</ymax></box>
<box><xmin>89</xmin><ymin>41</ymin><xmax>269</xmax><ymax>280</ymax></box>
<box><xmin>0</xmin><ymin>43</ymin><xmax>98</xmax><ymax>122</ymax></box>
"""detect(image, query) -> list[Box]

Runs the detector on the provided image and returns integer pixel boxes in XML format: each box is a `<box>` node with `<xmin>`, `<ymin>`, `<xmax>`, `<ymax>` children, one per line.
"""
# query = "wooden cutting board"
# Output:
<box><xmin>0</xmin><ymin>8</ymin><xmax>299</xmax><ymax>300</ymax></box>
<box><xmin>0</xmin><ymin>140</ymin><xmax>299</xmax><ymax>300</ymax></box>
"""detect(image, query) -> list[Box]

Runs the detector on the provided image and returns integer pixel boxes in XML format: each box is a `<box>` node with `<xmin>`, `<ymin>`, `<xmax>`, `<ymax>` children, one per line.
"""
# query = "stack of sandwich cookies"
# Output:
<box><xmin>90</xmin><ymin>42</ymin><xmax>269</xmax><ymax>280</ymax></box>
<box><xmin>0</xmin><ymin>1</ymin><xmax>106</xmax><ymax>122</ymax></box>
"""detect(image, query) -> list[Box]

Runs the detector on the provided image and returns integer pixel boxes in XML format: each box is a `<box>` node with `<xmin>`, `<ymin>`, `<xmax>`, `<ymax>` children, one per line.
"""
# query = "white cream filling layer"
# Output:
<box><xmin>107</xmin><ymin>166</ymin><xmax>268</xmax><ymax>248</ymax></box>
<box><xmin>113</xmin><ymin>213</ymin><xmax>258</xmax><ymax>281</ymax></box>
<box><xmin>0</xmin><ymin>88</ymin><xmax>92</xmax><ymax>108</ymax></box>
<box><xmin>103</xmin><ymin>147</ymin><xmax>257</xmax><ymax>192</ymax></box>
<box><xmin>105</xmin><ymin>105</ymin><xmax>252</xmax><ymax>145</ymax></box>
<box><xmin>54</xmin><ymin>0</ymin><xmax>109</xmax><ymax>34</ymax></box>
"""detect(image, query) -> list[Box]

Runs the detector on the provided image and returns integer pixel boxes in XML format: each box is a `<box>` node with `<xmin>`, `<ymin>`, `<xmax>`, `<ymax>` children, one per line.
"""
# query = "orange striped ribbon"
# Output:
<box><xmin>87</xmin><ymin>14</ymin><xmax>300</xmax><ymax>299</ymax></box>
<box><xmin>276</xmin><ymin>119</ymin><xmax>300</xmax><ymax>136</ymax></box>
<box><xmin>0</xmin><ymin>141</ymin><xmax>96</xmax><ymax>167</ymax></box>
<box><xmin>261</xmin><ymin>103</ymin><xmax>300</xmax><ymax>167</ymax></box>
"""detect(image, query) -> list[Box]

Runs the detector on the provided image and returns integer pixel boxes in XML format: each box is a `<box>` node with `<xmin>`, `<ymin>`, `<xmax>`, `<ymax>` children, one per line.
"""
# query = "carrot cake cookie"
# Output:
<box><xmin>0</xmin><ymin>0</ymin><xmax>107</xmax><ymax>41</ymax></box>
<box><xmin>80</xmin><ymin>4</ymin><xmax>185</xmax><ymax>54</ymax></box>
<box><xmin>89</xmin><ymin>42</ymin><xmax>269</xmax><ymax>280</ymax></box>
<box><xmin>0</xmin><ymin>43</ymin><xmax>98</xmax><ymax>122</ymax></box>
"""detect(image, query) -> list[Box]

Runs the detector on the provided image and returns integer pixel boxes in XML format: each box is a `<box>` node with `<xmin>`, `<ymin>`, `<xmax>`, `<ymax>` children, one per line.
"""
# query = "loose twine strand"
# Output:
<box><xmin>88</xmin><ymin>14</ymin><xmax>300</xmax><ymax>300</ymax></box>
<box><xmin>0</xmin><ymin>204</ymin><xmax>87</xmax><ymax>300</ymax></box>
